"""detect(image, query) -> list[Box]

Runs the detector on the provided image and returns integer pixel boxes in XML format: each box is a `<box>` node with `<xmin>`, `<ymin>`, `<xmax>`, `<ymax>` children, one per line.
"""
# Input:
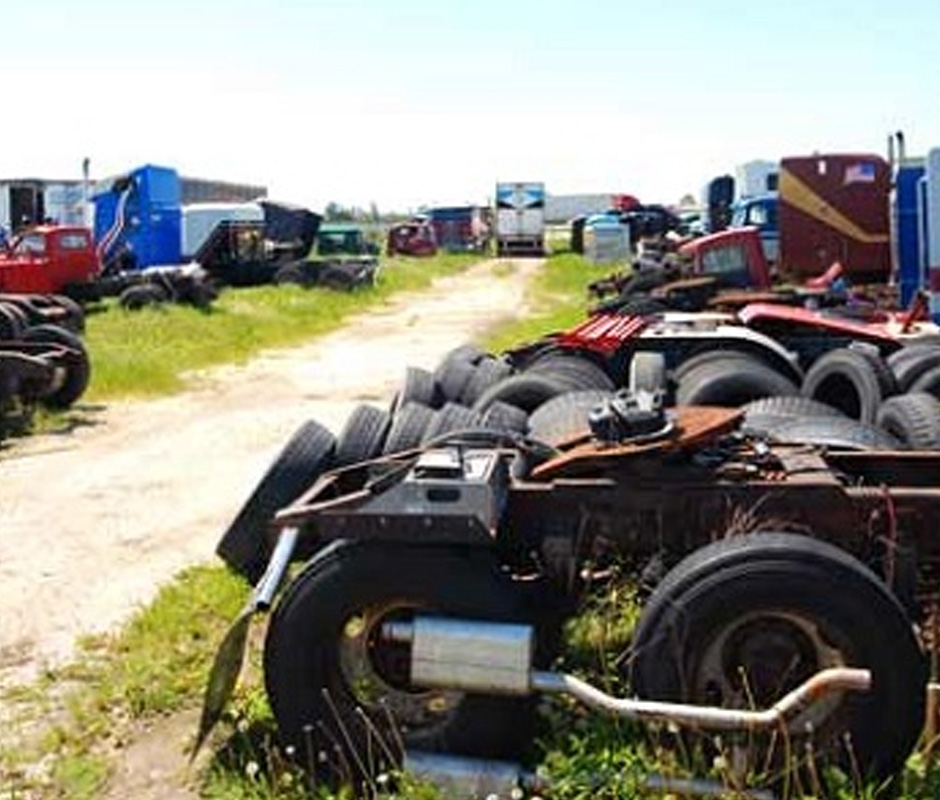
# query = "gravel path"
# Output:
<box><xmin>0</xmin><ymin>258</ymin><xmax>542</xmax><ymax>692</ymax></box>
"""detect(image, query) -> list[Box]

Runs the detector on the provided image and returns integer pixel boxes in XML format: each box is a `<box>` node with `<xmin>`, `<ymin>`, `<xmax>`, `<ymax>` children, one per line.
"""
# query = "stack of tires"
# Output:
<box><xmin>216</xmin><ymin>342</ymin><xmax>622</xmax><ymax>582</ymax></box>
<box><xmin>670</xmin><ymin>340</ymin><xmax>940</xmax><ymax>451</ymax></box>
<box><xmin>0</xmin><ymin>296</ymin><xmax>92</xmax><ymax>441</ymax></box>
<box><xmin>217</xmin><ymin>337</ymin><xmax>940</xmax><ymax>583</ymax></box>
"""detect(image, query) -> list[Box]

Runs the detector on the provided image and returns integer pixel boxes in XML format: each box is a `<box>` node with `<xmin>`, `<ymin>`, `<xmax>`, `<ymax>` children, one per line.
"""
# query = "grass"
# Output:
<box><xmin>481</xmin><ymin>251</ymin><xmax>615</xmax><ymax>354</ymax></box>
<box><xmin>81</xmin><ymin>252</ymin><xmax>482</xmax><ymax>401</ymax></box>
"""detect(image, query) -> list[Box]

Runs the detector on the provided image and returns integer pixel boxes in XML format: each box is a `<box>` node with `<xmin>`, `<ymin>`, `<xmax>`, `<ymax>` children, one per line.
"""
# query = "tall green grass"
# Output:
<box><xmin>84</xmin><ymin>253</ymin><xmax>480</xmax><ymax>401</ymax></box>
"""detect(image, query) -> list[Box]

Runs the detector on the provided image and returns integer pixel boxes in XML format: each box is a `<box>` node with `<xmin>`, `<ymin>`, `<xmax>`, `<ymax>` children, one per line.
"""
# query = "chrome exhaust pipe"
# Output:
<box><xmin>384</xmin><ymin>617</ymin><xmax>871</xmax><ymax>733</ymax></box>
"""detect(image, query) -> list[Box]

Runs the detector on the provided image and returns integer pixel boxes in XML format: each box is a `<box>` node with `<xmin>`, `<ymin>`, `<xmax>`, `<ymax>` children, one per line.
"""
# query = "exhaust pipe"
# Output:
<box><xmin>383</xmin><ymin>617</ymin><xmax>871</xmax><ymax>732</ymax></box>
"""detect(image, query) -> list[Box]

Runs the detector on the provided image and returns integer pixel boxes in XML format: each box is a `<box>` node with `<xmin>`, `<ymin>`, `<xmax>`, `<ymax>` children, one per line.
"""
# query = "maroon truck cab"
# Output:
<box><xmin>0</xmin><ymin>226</ymin><xmax>100</xmax><ymax>295</ymax></box>
<box><xmin>778</xmin><ymin>154</ymin><xmax>891</xmax><ymax>283</ymax></box>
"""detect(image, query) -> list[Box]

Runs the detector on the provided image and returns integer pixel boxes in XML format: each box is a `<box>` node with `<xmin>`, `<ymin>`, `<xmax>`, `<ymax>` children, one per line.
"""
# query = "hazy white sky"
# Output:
<box><xmin>2</xmin><ymin>0</ymin><xmax>938</xmax><ymax>212</ymax></box>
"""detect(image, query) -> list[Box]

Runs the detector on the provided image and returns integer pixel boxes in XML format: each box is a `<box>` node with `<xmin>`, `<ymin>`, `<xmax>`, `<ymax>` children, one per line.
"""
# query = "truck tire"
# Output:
<box><xmin>0</xmin><ymin>305</ymin><xmax>23</xmax><ymax>340</ymax></box>
<box><xmin>49</xmin><ymin>294</ymin><xmax>86</xmax><ymax>333</ymax></box>
<box><xmin>908</xmin><ymin>364</ymin><xmax>940</xmax><ymax>398</ymax></box>
<box><xmin>524</xmin><ymin>352</ymin><xmax>615</xmax><ymax>391</ymax></box>
<box><xmin>741</xmin><ymin>395</ymin><xmax>845</xmax><ymax>438</ymax></box>
<box><xmin>435</xmin><ymin>358</ymin><xmax>477</xmax><ymax>404</ymax></box>
<box><xmin>676</xmin><ymin>357</ymin><xmax>798</xmax><ymax>407</ymax></box>
<box><xmin>272</xmin><ymin>263</ymin><xmax>310</xmax><ymax>287</ymax></box>
<box><xmin>460</xmin><ymin>356</ymin><xmax>514</xmax><ymax>406</ymax></box>
<box><xmin>264</xmin><ymin>541</ymin><xmax>541</xmax><ymax>789</ymax></box>
<box><xmin>421</xmin><ymin>401</ymin><xmax>486</xmax><ymax>445</ymax></box>
<box><xmin>335</xmin><ymin>404</ymin><xmax>391</xmax><ymax>467</ymax></box>
<box><xmin>527</xmin><ymin>389</ymin><xmax>613</xmax><ymax>447</ymax></box>
<box><xmin>382</xmin><ymin>401</ymin><xmax>435</xmax><ymax>455</ymax></box>
<box><xmin>630</xmin><ymin>533</ymin><xmax>926</xmax><ymax>785</ymax></box>
<box><xmin>480</xmin><ymin>400</ymin><xmax>529</xmax><ymax>434</ymax></box>
<box><xmin>22</xmin><ymin>324</ymin><xmax>91</xmax><ymax>410</ymax></box>
<box><xmin>215</xmin><ymin>420</ymin><xmax>336</xmax><ymax>583</ymax></box>
<box><xmin>768</xmin><ymin>416</ymin><xmax>903</xmax><ymax>451</ymax></box>
<box><xmin>801</xmin><ymin>347</ymin><xmax>896</xmax><ymax>423</ymax></box>
<box><xmin>119</xmin><ymin>284</ymin><xmax>167</xmax><ymax>310</ymax></box>
<box><xmin>875</xmin><ymin>392</ymin><xmax>940</xmax><ymax>450</ymax></box>
<box><xmin>887</xmin><ymin>344</ymin><xmax>940</xmax><ymax>391</ymax></box>
<box><xmin>471</xmin><ymin>373</ymin><xmax>568</xmax><ymax>414</ymax></box>
<box><xmin>391</xmin><ymin>366</ymin><xmax>441</xmax><ymax>413</ymax></box>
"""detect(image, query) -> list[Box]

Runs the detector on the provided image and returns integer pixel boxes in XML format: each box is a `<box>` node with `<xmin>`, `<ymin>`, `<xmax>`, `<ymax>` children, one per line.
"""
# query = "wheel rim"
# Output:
<box><xmin>337</xmin><ymin>601</ymin><xmax>463</xmax><ymax>738</ymax></box>
<box><xmin>692</xmin><ymin>610</ymin><xmax>847</xmax><ymax>773</ymax></box>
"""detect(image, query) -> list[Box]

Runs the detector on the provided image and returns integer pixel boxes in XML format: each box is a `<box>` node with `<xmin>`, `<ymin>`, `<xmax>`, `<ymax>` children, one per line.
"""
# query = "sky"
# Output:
<box><xmin>2</xmin><ymin>0</ymin><xmax>938</xmax><ymax>214</ymax></box>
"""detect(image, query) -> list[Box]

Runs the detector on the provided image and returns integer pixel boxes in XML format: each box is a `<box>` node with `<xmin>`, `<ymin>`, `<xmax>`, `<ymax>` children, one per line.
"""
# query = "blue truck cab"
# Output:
<box><xmin>731</xmin><ymin>193</ymin><xmax>778</xmax><ymax>266</ymax></box>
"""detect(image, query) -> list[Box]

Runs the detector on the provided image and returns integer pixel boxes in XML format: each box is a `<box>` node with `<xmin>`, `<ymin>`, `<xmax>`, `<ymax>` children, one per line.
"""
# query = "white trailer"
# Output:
<box><xmin>495</xmin><ymin>182</ymin><xmax>545</xmax><ymax>256</ymax></box>
<box><xmin>734</xmin><ymin>160</ymin><xmax>779</xmax><ymax>200</ymax></box>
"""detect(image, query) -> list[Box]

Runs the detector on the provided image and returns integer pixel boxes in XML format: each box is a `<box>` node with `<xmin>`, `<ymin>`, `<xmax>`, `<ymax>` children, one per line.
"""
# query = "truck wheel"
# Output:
<box><xmin>630</xmin><ymin>533</ymin><xmax>926</xmax><ymax>786</ymax></box>
<box><xmin>435</xmin><ymin>358</ymin><xmax>477</xmax><ymax>404</ymax></box>
<box><xmin>801</xmin><ymin>347</ymin><xmax>896</xmax><ymax>423</ymax></box>
<box><xmin>875</xmin><ymin>392</ymin><xmax>940</xmax><ymax>449</ymax></box>
<box><xmin>272</xmin><ymin>263</ymin><xmax>309</xmax><ymax>287</ymax></box>
<box><xmin>119</xmin><ymin>284</ymin><xmax>167</xmax><ymax>311</ymax></box>
<box><xmin>0</xmin><ymin>305</ymin><xmax>23</xmax><ymax>340</ymax></box>
<box><xmin>264</xmin><ymin>541</ymin><xmax>540</xmax><ymax>789</ymax></box>
<box><xmin>335</xmin><ymin>404</ymin><xmax>391</xmax><ymax>467</ymax></box>
<box><xmin>391</xmin><ymin>366</ymin><xmax>441</xmax><ymax>414</ymax></box>
<box><xmin>527</xmin><ymin>389</ymin><xmax>613</xmax><ymax>447</ymax></box>
<box><xmin>480</xmin><ymin>400</ymin><xmax>529</xmax><ymax>434</ymax></box>
<box><xmin>49</xmin><ymin>294</ymin><xmax>86</xmax><ymax>333</ymax></box>
<box><xmin>215</xmin><ymin>420</ymin><xmax>336</xmax><ymax>583</ymax></box>
<box><xmin>382</xmin><ymin>401</ymin><xmax>435</xmax><ymax>454</ymax></box>
<box><xmin>741</xmin><ymin>395</ymin><xmax>845</xmax><ymax>437</ymax></box>
<box><xmin>767</xmin><ymin>415</ymin><xmax>903</xmax><ymax>451</ymax></box>
<box><xmin>460</xmin><ymin>356</ymin><xmax>514</xmax><ymax>406</ymax></box>
<box><xmin>676</xmin><ymin>356</ymin><xmax>797</xmax><ymax>407</ymax></box>
<box><xmin>887</xmin><ymin>344</ymin><xmax>940</xmax><ymax>391</ymax></box>
<box><xmin>472</xmin><ymin>373</ymin><xmax>568</xmax><ymax>414</ymax></box>
<box><xmin>22</xmin><ymin>324</ymin><xmax>91</xmax><ymax>409</ymax></box>
<box><xmin>524</xmin><ymin>352</ymin><xmax>615</xmax><ymax>391</ymax></box>
<box><xmin>420</xmin><ymin>401</ymin><xmax>485</xmax><ymax>445</ymax></box>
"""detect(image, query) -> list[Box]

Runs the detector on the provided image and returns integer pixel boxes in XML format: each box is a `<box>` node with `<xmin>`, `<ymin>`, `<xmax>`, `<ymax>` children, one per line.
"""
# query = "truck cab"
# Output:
<box><xmin>0</xmin><ymin>225</ymin><xmax>99</xmax><ymax>295</ymax></box>
<box><xmin>677</xmin><ymin>227</ymin><xmax>772</xmax><ymax>290</ymax></box>
<box><xmin>731</xmin><ymin>193</ymin><xmax>779</xmax><ymax>265</ymax></box>
<box><xmin>313</xmin><ymin>224</ymin><xmax>377</xmax><ymax>257</ymax></box>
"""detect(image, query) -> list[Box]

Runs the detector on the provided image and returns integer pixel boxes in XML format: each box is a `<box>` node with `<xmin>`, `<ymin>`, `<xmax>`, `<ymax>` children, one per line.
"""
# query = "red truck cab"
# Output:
<box><xmin>0</xmin><ymin>226</ymin><xmax>100</xmax><ymax>295</ymax></box>
<box><xmin>678</xmin><ymin>227</ymin><xmax>772</xmax><ymax>290</ymax></box>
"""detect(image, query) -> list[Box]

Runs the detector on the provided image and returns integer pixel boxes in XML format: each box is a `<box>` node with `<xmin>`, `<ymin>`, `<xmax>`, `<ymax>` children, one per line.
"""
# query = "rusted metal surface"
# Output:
<box><xmin>531</xmin><ymin>405</ymin><xmax>743</xmax><ymax>479</ymax></box>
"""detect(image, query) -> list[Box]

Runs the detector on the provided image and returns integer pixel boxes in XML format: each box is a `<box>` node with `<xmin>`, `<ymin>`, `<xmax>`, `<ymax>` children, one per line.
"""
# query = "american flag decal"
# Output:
<box><xmin>844</xmin><ymin>162</ymin><xmax>876</xmax><ymax>184</ymax></box>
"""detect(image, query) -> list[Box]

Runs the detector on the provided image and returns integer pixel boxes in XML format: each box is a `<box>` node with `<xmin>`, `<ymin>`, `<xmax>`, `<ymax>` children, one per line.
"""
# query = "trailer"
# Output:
<box><xmin>495</xmin><ymin>182</ymin><xmax>545</xmax><ymax>256</ymax></box>
<box><xmin>199</xmin><ymin>389</ymin><xmax>937</xmax><ymax>796</ymax></box>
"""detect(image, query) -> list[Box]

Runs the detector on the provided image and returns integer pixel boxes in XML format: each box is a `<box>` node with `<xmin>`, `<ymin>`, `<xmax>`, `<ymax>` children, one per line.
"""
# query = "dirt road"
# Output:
<box><xmin>0</xmin><ymin>258</ymin><xmax>541</xmax><ymax>691</ymax></box>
